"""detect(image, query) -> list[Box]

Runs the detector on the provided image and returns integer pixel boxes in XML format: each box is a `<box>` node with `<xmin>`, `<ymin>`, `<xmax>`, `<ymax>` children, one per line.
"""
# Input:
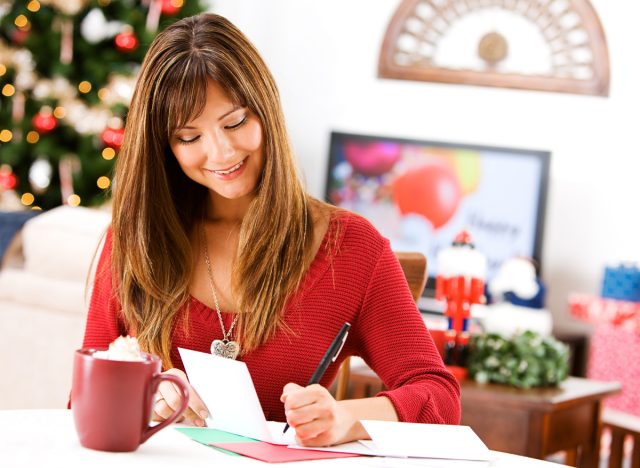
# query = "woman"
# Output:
<box><xmin>83</xmin><ymin>13</ymin><xmax>460</xmax><ymax>447</ymax></box>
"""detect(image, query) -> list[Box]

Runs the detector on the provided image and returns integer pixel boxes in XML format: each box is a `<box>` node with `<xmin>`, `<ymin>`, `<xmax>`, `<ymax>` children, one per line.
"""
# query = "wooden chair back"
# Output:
<box><xmin>334</xmin><ymin>252</ymin><xmax>427</xmax><ymax>401</ymax></box>
<box><xmin>602</xmin><ymin>408</ymin><xmax>640</xmax><ymax>468</ymax></box>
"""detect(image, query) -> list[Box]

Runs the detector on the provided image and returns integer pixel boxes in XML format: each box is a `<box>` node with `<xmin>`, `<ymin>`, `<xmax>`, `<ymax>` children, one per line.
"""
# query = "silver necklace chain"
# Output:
<box><xmin>201</xmin><ymin>225</ymin><xmax>239</xmax><ymax>341</ymax></box>
<box><xmin>200</xmin><ymin>199</ymin><xmax>307</xmax><ymax>344</ymax></box>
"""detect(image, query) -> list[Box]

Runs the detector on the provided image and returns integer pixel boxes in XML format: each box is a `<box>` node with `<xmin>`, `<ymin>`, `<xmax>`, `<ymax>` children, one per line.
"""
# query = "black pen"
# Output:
<box><xmin>282</xmin><ymin>322</ymin><xmax>351</xmax><ymax>434</ymax></box>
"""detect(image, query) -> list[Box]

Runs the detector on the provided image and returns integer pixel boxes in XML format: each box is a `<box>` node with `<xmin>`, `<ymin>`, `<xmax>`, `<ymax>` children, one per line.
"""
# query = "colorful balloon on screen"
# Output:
<box><xmin>420</xmin><ymin>148</ymin><xmax>481</xmax><ymax>196</ymax></box>
<box><xmin>344</xmin><ymin>141</ymin><xmax>401</xmax><ymax>177</ymax></box>
<box><xmin>392</xmin><ymin>163</ymin><xmax>461</xmax><ymax>229</ymax></box>
<box><xmin>452</xmin><ymin>150</ymin><xmax>481</xmax><ymax>195</ymax></box>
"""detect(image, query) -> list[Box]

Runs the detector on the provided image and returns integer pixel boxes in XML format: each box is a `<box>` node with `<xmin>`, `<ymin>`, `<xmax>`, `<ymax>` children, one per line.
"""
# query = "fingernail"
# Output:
<box><xmin>199</xmin><ymin>410</ymin><xmax>209</xmax><ymax>420</ymax></box>
<box><xmin>194</xmin><ymin>418</ymin><xmax>204</xmax><ymax>427</ymax></box>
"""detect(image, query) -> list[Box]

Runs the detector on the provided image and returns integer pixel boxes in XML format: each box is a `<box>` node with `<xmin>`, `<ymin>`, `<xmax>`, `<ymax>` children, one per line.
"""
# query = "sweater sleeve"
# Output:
<box><xmin>354</xmin><ymin>238</ymin><xmax>461</xmax><ymax>425</ymax></box>
<box><xmin>82</xmin><ymin>229</ymin><xmax>127</xmax><ymax>349</ymax></box>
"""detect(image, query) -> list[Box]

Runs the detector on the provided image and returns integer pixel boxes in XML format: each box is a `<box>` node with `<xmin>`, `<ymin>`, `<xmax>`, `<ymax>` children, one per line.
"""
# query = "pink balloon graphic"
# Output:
<box><xmin>344</xmin><ymin>141</ymin><xmax>401</xmax><ymax>177</ymax></box>
<box><xmin>392</xmin><ymin>163</ymin><xmax>461</xmax><ymax>229</ymax></box>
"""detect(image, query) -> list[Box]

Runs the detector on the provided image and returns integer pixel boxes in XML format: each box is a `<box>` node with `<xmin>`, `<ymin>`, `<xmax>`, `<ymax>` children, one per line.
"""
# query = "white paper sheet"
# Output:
<box><xmin>288</xmin><ymin>421</ymin><xmax>492</xmax><ymax>462</ymax></box>
<box><xmin>352</xmin><ymin>456</ymin><xmax>491</xmax><ymax>468</ymax></box>
<box><xmin>361</xmin><ymin>420</ymin><xmax>493</xmax><ymax>461</ymax></box>
<box><xmin>178</xmin><ymin>348</ymin><xmax>296</xmax><ymax>445</ymax></box>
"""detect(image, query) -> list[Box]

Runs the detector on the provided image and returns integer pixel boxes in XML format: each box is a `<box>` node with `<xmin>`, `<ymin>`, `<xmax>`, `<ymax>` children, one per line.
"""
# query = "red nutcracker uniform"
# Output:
<box><xmin>435</xmin><ymin>230</ymin><xmax>486</xmax><ymax>368</ymax></box>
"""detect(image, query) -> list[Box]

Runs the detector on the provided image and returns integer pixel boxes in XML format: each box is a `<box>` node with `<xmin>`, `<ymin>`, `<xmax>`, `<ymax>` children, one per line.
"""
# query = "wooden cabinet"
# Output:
<box><xmin>461</xmin><ymin>378</ymin><xmax>620</xmax><ymax>467</ymax></box>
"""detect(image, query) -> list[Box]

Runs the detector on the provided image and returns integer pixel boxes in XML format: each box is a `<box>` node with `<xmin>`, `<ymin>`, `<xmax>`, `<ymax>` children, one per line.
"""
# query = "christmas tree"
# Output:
<box><xmin>0</xmin><ymin>0</ymin><xmax>208</xmax><ymax>210</ymax></box>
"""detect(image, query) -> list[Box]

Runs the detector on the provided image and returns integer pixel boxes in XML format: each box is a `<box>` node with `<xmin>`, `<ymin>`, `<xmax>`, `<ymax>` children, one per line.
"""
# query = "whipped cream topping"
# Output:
<box><xmin>93</xmin><ymin>336</ymin><xmax>145</xmax><ymax>361</ymax></box>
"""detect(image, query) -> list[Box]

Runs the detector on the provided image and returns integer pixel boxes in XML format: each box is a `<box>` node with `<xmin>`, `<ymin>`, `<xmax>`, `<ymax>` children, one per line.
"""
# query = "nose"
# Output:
<box><xmin>205</xmin><ymin>130</ymin><xmax>234</xmax><ymax>162</ymax></box>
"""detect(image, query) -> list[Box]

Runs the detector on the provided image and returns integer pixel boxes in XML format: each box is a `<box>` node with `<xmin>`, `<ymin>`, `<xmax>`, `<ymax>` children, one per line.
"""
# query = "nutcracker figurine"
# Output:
<box><xmin>435</xmin><ymin>230</ymin><xmax>486</xmax><ymax>370</ymax></box>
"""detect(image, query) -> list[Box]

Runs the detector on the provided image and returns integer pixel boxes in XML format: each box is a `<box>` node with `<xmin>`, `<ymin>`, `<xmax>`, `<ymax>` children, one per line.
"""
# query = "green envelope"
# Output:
<box><xmin>175</xmin><ymin>427</ymin><xmax>258</xmax><ymax>457</ymax></box>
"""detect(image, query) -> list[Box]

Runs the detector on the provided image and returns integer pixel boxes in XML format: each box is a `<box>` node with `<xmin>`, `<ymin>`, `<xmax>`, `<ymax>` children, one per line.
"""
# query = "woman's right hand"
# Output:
<box><xmin>152</xmin><ymin>368</ymin><xmax>209</xmax><ymax>427</ymax></box>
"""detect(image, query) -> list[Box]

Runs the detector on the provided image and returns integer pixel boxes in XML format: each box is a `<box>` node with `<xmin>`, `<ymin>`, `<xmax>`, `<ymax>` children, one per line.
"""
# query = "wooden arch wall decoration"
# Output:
<box><xmin>379</xmin><ymin>0</ymin><xmax>610</xmax><ymax>96</ymax></box>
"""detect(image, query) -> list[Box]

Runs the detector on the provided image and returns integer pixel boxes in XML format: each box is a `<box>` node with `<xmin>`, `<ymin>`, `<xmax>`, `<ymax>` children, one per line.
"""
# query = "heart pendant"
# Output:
<box><xmin>211</xmin><ymin>339</ymin><xmax>240</xmax><ymax>359</ymax></box>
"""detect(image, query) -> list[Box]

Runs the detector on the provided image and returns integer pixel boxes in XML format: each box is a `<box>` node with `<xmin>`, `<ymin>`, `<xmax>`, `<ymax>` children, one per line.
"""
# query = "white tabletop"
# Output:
<box><xmin>0</xmin><ymin>410</ymin><xmax>566</xmax><ymax>468</ymax></box>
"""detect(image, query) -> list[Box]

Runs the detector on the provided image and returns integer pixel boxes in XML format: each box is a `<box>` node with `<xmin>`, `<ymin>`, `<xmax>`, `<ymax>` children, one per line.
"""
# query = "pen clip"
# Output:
<box><xmin>331</xmin><ymin>331</ymin><xmax>349</xmax><ymax>362</ymax></box>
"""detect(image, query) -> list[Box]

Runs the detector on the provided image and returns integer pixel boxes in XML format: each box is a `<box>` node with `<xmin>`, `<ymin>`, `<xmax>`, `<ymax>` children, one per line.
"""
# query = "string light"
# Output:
<box><xmin>97</xmin><ymin>176</ymin><xmax>111</xmax><ymax>189</ymax></box>
<box><xmin>97</xmin><ymin>88</ymin><xmax>110</xmax><ymax>101</ymax></box>
<box><xmin>27</xmin><ymin>0</ymin><xmax>41</xmax><ymax>12</ymax></box>
<box><xmin>26</xmin><ymin>131</ymin><xmax>40</xmax><ymax>143</ymax></box>
<box><xmin>102</xmin><ymin>147</ymin><xmax>116</xmax><ymax>160</ymax></box>
<box><xmin>172</xmin><ymin>0</ymin><xmax>184</xmax><ymax>7</ymax></box>
<box><xmin>53</xmin><ymin>106</ymin><xmax>66</xmax><ymax>119</ymax></box>
<box><xmin>32</xmin><ymin>206</ymin><xmax>43</xmax><ymax>211</ymax></box>
<box><xmin>0</xmin><ymin>129</ymin><xmax>13</xmax><ymax>142</ymax></box>
<box><xmin>0</xmin><ymin>64</ymin><xmax>6</xmax><ymax>77</ymax></box>
<box><xmin>2</xmin><ymin>84</ymin><xmax>15</xmax><ymax>97</ymax></box>
<box><xmin>14</xmin><ymin>15</ymin><xmax>28</xmax><ymax>28</ymax></box>
<box><xmin>78</xmin><ymin>81</ymin><xmax>92</xmax><ymax>93</ymax></box>
<box><xmin>67</xmin><ymin>194</ymin><xmax>81</xmax><ymax>206</ymax></box>
<box><xmin>21</xmin><ymin>193</ymin><xmax>35</xmax><ymax>206</ymax></box>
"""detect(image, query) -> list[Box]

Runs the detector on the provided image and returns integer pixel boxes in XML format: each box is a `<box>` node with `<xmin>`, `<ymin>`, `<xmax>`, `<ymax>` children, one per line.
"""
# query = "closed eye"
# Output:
<box><xmin>176</xmin><ymin>135</ymin><xmax>200</xmax><ymax>145</ymax></box>
<box><xmin>225</xmin><ymin>116</ymin><xmax>247</xmax><ymax>130</ymax></box>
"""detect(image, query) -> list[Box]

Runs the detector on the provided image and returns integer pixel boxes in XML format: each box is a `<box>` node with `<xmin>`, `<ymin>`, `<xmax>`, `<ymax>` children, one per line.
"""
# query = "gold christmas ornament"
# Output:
<box><xmin>14</xmin><ymin>15</ymin><xmax>28</xmax><ymax>28</ymax></box>
<box><xmin>27</xmin><ymin>1</ymin><xmax>41</xmax><ymax>13</ymax></box>
<box><xmin>102</xmin><ymin>148</ymin><xmax>116</xmax><ymax>160</ymax></box>
<box><xmin>21</xmin><ymin>193</ymin><xmax>35</xmax><ymax>206</ymax></box>
<box><xmin>0</xmin><ymin>129</ymin><xmax>13</xmax><ymax>142</ymax></box>
<box><xmin>96</xmin><ymin>176</ymin><xmax>110</xmax><ymax>189</ymax></box>
<box><xmin>26</xmin><ymin>131</ymin><xmax>39</xmax><ymax>143</ymax></box>
<box><xmin>78</xmin><ymin>80</ymin><xmax>92</xmax><ymax>93</ymax></box>
<box><xmin>67</xmin><ymin>194</ymin><xmax>81</xmax><ymax>206</ymax></box>
<box><xmin>2</xmin><ymin>83</ymin><xmax>15</xmax><ymax>96</ymax></box>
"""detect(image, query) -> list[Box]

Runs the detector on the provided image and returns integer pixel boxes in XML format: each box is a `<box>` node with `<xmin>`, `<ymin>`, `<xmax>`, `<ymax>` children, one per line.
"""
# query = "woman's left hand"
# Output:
<box><xmin>280</xmin><ymin>382</ymin><xmax>356</xmax><ymax>447</ymax></box>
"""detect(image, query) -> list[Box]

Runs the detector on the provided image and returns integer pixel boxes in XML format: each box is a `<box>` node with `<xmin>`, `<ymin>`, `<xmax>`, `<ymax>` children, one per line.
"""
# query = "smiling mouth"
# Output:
<box><xmin>209</xmin><ymin>158</ymin><xmax>247</xmax><ymax>175</ymax></box>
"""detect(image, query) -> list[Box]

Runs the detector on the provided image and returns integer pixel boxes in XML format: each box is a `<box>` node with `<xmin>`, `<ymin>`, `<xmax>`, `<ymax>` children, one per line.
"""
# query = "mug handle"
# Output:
<box><xmin>141</xmin><ymin>373</ymin><xmax>190</xmax><ymax>444</ymax></box>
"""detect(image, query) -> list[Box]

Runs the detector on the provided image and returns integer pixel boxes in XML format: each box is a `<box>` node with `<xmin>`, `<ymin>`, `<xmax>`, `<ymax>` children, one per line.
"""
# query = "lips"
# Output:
<box><xmin>207</xmin><ymin>157</ymin><xmax>247</xmax><ymax>175</ymax></box>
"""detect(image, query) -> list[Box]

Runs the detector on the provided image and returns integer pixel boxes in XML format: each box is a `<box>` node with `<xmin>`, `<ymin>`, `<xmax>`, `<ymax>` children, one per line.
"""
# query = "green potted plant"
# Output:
<box><xmin>467</xmin><ymin>331</ymin><xmax>570</xmax><ymax>388</ymax></box>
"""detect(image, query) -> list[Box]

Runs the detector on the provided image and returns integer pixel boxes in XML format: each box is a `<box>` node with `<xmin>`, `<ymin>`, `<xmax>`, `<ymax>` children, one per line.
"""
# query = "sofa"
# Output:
<box><xmin>0</xmin><ymin>205</ymin><xmax>111</xmax><ymax>409</ymax></box>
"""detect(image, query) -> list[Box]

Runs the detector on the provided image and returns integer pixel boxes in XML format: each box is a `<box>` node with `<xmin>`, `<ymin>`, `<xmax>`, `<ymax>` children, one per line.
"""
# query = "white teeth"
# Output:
<box><xmin>213</xmin><ymin>160</ymin><xmax>244</xmax><ymax>175</ymax></box>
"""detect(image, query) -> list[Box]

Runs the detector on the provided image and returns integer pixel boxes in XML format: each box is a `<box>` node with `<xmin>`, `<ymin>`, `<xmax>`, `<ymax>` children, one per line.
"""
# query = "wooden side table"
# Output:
<box><xmin>460</xmin><ymin>377</ymin><xmax>621</xmax><ymax>468</ymax></box>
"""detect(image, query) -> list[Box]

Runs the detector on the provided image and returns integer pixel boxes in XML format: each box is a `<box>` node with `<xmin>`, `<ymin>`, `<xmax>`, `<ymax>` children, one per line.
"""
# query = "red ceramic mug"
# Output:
<box><xmin>71</xmin><ymin>349</ymin><xmax>189</xmax><ymax>452</ymax></box>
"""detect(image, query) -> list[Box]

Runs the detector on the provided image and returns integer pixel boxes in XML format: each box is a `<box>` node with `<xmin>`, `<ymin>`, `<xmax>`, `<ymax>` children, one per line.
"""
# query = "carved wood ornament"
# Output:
<box><xmin>379</xmin><ymin>0</ymin><xmax>610</xmax><ymax>96</ymax></box>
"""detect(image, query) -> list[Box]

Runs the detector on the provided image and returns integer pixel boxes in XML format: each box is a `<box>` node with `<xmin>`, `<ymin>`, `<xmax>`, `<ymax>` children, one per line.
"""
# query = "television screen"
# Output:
<box><xmin>325</xmin><ymin>131</ymin><xmax>550</xmax><ymax>301</ymax></box>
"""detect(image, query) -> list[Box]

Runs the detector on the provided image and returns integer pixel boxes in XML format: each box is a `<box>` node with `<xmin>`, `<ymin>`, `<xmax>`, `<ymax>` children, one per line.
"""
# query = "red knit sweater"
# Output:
<box><xmin>82</xmin><ymin>211</ymin><xmax>461</xmax><ymax>424</ymax></box>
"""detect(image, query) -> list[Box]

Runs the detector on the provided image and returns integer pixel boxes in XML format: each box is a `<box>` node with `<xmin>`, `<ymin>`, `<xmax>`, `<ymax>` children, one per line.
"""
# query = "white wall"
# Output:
<box><xmin>211</xmin><ymin>0</ymin><xmax>639</xmax><ymax>331</ymax></box>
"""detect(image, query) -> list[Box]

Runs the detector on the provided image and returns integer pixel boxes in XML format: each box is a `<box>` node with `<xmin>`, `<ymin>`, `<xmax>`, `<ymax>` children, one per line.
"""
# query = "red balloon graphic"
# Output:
<box><xmin>344</xmin><ymin>141</ymin><xmax>401</xmax><ymax>177</ymax></box>
<box><xmin>392</xmin><ymin>163</ymin><xmax>461</xmax><ymax>229</ymax></box>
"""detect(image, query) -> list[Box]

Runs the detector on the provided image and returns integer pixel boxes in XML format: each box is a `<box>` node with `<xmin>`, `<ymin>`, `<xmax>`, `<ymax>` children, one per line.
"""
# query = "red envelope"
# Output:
<box><xmin>210</xmin><ymin>441</ymin><xmax>361</xmax><ymax>463</ymax></box>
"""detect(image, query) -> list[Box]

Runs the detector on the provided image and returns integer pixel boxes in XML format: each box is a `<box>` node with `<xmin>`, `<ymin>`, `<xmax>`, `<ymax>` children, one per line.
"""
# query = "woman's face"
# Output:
<box><xmin>170</xmin><ymin>79</ymin><xmax>264</xmax><ymax>201</ymax></box>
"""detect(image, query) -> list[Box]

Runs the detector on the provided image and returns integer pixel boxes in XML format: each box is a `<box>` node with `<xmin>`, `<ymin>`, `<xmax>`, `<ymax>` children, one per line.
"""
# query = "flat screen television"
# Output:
<box><xmin>325</xmin><ymin>131</ymin><xmax>550</xmax><ymax>305</ymax></box>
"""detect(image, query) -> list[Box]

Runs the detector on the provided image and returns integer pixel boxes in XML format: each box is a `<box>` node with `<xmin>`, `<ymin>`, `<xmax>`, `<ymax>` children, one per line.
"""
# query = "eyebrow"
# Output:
<box><xmin>177</xmin><ymin>106</ymin><xmax>243</xmax><ymax>130</ymax></box>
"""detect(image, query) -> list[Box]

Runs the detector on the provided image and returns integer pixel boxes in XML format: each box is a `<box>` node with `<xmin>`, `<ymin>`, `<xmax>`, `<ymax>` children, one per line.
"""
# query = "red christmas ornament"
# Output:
<box><xmin>10</xmin><ymin>28</ymin><xmax>29</xmax><ymax>46</ymax></box>
<box><xmin>0</xmin><ymin>166</ymin><xmax>18</xmax><ymax>190</ymax></box>
<box><xmin>161</xmin><ymin>0</ymin><xmax>181</xmax><ymax>15</ymax></box>
<box><xmin>115</xmin><ymin>32</ymin><xmax>138</xmax><ymax>52</ymax></box>
<box><xmin>101</xmin><ymin>127</ymin><xmax>125</xmax><ymax>149</ymax></box>
<box><xmin>32</xmin><ymin>111</ymin><xmax>58</xmax><ymax>133</ymax></box>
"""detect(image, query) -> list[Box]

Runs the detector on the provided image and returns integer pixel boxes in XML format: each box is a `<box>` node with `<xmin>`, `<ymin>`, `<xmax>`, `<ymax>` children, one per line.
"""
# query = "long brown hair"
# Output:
<box><xmin>112</xmin><ymin>13</ymin><xmax>314</xmax><ymax>368</ymax></box>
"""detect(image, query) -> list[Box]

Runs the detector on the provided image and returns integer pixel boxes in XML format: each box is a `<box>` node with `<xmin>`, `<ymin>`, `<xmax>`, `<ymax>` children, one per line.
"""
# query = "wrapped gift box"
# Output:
<box><xmin>601</xmin><ymin>264</ymin><xmax>640</xmax><ymax>302</ymax></box>
<box><xmin>587</xmin><ymin>324</ymin><xmax>640</xmax><ymax>416</ymax></box>
<box><xmin>570</xmin><ymin>294</ymin><xmax>640</xmax><ymax>416</ymax></box>
<box><xmin>569</xmin><ymin>293</ymin><xmax>640</xmax><ymax>332</ymax></box>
